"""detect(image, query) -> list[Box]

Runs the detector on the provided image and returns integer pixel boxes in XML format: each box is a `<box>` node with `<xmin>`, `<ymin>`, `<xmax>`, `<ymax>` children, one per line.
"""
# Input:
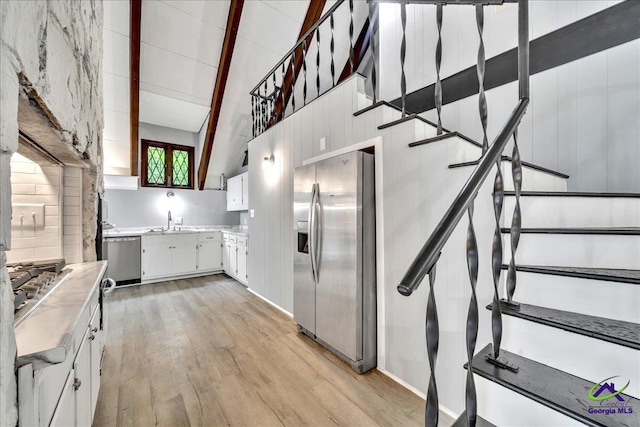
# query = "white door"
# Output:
<box><xmin>198</xmin><ymin>241</ymin><xmax>222</xmax><ymax>271</ymax></box>
<box><xmin>172</xmin><ymin>242</ymin><xmax>197</xmax><ymax>275</ymax></box>
<box><xmin>74</xmin><ymin>334</ymin><xmax>92</xmax><ymax>427</ymax></box>
<box><xmin>241</xmin><ymin>173</ymin><xmax>249</xmax><ymax>209</ymax></box>
<box><xmin>227</xmin><ymin>175</ymin><xmax>242</xmax><ymax>210</ymax></box>
<box><xmin>229</xmin><ymin>244</ymin><xmax>238</xmax><ymax>278</ymax></box>
<box><xmin>142</xmin><ymin>244</ymin><xmax>172</xmax><ymax>279</ymax></box>
<box><xmin>237</xmin><ymin>246</ymin><xmax>248</xmax><ymax>284</ymax></box>
<box><xmin>49</xmin><ymin>373</ymin><xmax>75</xmax><ymax>427</ymax></box>
<box><xmin>89</xmin><ymin>309</ymin><xmax>101</xmax><ymax>416</ymax></box>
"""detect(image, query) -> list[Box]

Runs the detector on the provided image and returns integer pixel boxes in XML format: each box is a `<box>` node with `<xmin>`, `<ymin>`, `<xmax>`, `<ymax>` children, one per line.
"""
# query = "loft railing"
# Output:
<box><xmin>250</xmin><ymin>0</ymin><xmax>377</xmax><ymax>137</ymax></box>
<box><xmin>385</xmin><ymin>0</ymin><xmax>528</xmax><ymax>426</ymax></box>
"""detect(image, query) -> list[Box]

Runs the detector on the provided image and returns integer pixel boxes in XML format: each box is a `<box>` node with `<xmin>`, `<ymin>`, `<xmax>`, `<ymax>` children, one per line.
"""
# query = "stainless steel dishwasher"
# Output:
<box><xmin>104</xmin><ymin>236</ymin><xmax>141</xmax><ymax>285</ymax></box>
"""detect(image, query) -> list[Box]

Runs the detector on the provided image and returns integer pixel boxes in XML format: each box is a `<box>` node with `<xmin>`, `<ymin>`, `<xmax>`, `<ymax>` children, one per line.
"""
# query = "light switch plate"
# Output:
<box><xmin>11</xmin><ymin>203</ymin><xmax>45</xmax><ymax>228</ymax></box>
<box><xmin>250</xmin><ymin>209</ymin><xmax>255</xmax><ymax>218</ymax></box>
<box><xmin>320</xmin><ymin>137</ymin><xmax>326</xmax><ymax>151</ymax></box>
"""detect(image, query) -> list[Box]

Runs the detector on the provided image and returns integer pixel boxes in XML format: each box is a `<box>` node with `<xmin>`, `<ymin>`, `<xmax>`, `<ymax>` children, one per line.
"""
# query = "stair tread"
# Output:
<box><xmin>504</xmin><ymin>191</ymin><xmax>640</xmax><ymax>198</ymax></box>
<box><xmin>501</xmin><ymin>227</ymin><xmax>640</xmax><ymax>235</ymax></box>
<box><xmin>353</xmin><ymin>100</ymin><xmax>400</xmax><ymax>117</ymax></box>
<box><xmin>501</xmin><ymin>264</ymin><xmax>640</xmax><ymax>284</ymax></box>
<box><xmin>450</xmin><ymin>410</ymin><xmax>496</xmax><ymax>427</ymax></box>
<box><xmin>487</xmin><ymin>302</ymin><xmax>640</xmax><ymax>349</ymax></box>
<box><xmin>449</xmin><ymin>156</ymin><xmax>570</xmax><ymax>179</ymax></box>
<box><xmin>468</xmin><ymin>344</ymin><xmax>640</xmax><ymax>427</ymax></box>
<box><xmin>408</xmin><ymin>131</ymin><xmax>482</xmax><ymax>148</ymax></box>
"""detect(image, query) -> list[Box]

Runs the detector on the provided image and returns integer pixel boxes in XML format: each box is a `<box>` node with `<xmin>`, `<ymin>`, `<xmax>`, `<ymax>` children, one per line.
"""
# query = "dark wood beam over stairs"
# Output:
<box><xmin>129</xmin><ymin>0</ymin><xmax>141</xmax><ymax>176</ymax></box>
<box><xmin>197</xmin><ymin>0</ymin><xmax>245</xmax><ymax>190</ymax></box>
<box><xmin>268</xmin><ymin>0</ymin><xmax>326</xmax><ymax>127</ymax></box>
<box><xmin>337</xmin><ymin>15</ymin><xmax>372</xmax><ymax>84</ymax></box>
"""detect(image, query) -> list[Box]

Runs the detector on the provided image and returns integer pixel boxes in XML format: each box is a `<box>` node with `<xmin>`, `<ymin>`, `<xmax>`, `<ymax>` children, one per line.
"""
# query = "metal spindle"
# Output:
<box><xmin>465</xmin><ymin>202</ymin><xmax>479</xmax><ymax>427</ymax></box>
<box><xmin>507</xmin><ymin>130</ymin><xmax>522</xmax><ymax>303</ymax></box>
<box><xmin>281</xmin><ymin>62</ymin><xmax>285</xmax><ymax>121</ymax></box>
<box><xmin>477</xmin><ymin>5</ymin><xmax>488</xmax><ymax>153</ymax></box>
<box><xmin>490</xmin><ymin>149</ymin><xmax>505</xmax><ymax>359</ymax></box>
<box><xmin>316</xmin><ymin>27</ymin><xmax>321</xmax><ymax>97</ymax></box>
<box><xmin>435</xmin><ymin>4</ymin><xmax>443</xmax><ymax>134</ymax></box>
<box><xmin>292</xmin><ymin>50</ymin><xmax>297</xmax><ymax>113</ymax></box>
<box><xmin>424</xmin><ymin>263</ymin><xmax>439</xmax><ymax>427</ymax></box>
<box><xmin>400</xmin><ymin>2</ymin><xmax>407</xmax><ymax>117</ymax></box>
<box><xmin>303</xmin><ymin>40</ymin><xmax>308</xmax><ymax>105</ymax></box>
<box><xmin>330</xmin><ymin>13</ymin><xmax>335</xmax><ymax>86</ymax></box>
<box><xmin>251</xmin><ymin>95</ymin><xmax>255</xmax><ymax>137</ymax></box>
<box><xmin>263</xmin><ymin>82</ymin><xmax>268</xmax><ymax>132</ymax></box>
<box><xmin>369</xmin><ymin>1</ymin><xmax>378</xmax><ymax>104</ymax></box>
<box><xmin>272</xmin><ymin>72</ymin><xmax>277</xmax><ymax>123</ymax></box>
<box><xmin>349</xmin><ymin>0</ymin><xmax>354</xmax><ymax>73</ymax></box>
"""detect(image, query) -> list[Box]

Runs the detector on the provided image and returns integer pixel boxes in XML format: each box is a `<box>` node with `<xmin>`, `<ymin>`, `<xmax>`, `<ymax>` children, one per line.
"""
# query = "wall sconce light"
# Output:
<box><xmin>262</xmin><ymin>154</ymin><xmax>275</xmax><ymax>170</ymax></box>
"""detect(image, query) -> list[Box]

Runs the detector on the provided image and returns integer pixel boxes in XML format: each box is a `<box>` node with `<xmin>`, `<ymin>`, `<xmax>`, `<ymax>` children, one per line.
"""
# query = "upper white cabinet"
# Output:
<box><xmin>227</xmin><ymin>172</ymin><xmax>248</xmax><ymax>211</ymax></box>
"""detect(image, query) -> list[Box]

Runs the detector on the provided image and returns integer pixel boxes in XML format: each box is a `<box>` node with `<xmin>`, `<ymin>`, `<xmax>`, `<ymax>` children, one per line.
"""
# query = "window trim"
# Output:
<box><xmin>141</xmin><ymin>139</ymin><xmax>195</xmax><ymax>189</ymax></box>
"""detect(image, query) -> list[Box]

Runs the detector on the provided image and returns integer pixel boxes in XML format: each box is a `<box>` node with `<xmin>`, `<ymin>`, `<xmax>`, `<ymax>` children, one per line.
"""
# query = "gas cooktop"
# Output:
<box><xmin>8</xmin><ymin>259</ymin><xmax>67</xmax><ymax>320</ymax></box>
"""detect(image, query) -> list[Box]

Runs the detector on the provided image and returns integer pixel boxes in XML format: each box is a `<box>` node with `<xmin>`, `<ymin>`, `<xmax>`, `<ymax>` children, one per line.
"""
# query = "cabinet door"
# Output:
<box><xmin>74</xmin><ymin>334</ymin><xmax>92</xmax><ymax>427</ymax></box>
<box><xmin>227</xmin><ymin>175</ymin><xmax>242</xmax><ymax>211</ymax></box>
<box><xmin>198</xmin><ymin>241</ymin><xmax>222</xmax><ymax>271</ymax></box>
<box><xmin>237</xmin><ymin>246</ymin><xmax>248</xmax><ymax>285</ymax></box>
<box><xmin>142</xmin><ymin>244</ymin><xmax>172</xmax><ymax>279</ymax></box>
<box><xmin>222</xmin><ymin>242</ymin><xmax>231</xmax><ymax>274</ymax></box>
<box><xmin>49</xmin><ymin>372</ymin><xmax>75</xmax><ymax>427</ymax></box>
<box><xmin>89</xmin><ymin>308</ymin><xmax>101</xmax><ymax>417</ymax></box>
<box><xmin>172</xmin><ymin>242</ymin><xmax>198</xmax><ymax>275</ymax></box>
<box><xmin>241</xmin><ymin>173</ymin><xmax>249</xmax><ymax>210</ymax></box>
<box><xmin>229</xmin><ymin>244</ymin><xmax>238</xmax><ymax>277</ymax></box>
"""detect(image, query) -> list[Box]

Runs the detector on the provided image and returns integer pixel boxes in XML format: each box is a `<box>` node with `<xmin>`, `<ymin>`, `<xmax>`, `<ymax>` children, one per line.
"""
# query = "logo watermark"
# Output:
<box><xmin>586</xmin><ymin>376</ymin><xmax>634</xmax><ymax>416</ymax></box>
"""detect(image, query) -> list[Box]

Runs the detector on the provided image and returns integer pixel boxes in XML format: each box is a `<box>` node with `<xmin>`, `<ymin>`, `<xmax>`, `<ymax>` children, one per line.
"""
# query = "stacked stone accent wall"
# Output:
<box><xmin>0</xmin><ymin>1</ymin><xmax>104</xmax><ymax>424</ymax></box>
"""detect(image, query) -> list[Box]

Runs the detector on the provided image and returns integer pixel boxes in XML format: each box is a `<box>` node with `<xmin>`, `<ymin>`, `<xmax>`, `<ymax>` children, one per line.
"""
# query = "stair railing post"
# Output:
<box><xmin>400</xmin><ymin>2</ymin><xmax>407</xmax><ymax>117</ymax></box>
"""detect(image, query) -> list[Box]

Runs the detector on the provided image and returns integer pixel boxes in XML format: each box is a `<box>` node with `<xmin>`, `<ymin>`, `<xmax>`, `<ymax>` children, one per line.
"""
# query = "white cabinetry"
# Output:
<box><xmin>222</xmin><ymin>232</ymin><xmax>248</xmax><ymax>285</ymax></box>
<box><xmin>227</xmin><ymin>172</ymin><xmax>248</xmax><ymax>211</ymax></box>
<box><xmin>141</xmin><ymin>232</ymin><xmax>223</xmax><ymax>282</ymax></box>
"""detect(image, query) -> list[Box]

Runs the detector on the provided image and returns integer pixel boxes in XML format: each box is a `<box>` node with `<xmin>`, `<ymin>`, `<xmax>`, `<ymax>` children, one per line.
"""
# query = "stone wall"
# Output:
<box><xmin>0</xmin><ymin>1</ymin><xmax>104</xmax><ymax>424</ymax></box>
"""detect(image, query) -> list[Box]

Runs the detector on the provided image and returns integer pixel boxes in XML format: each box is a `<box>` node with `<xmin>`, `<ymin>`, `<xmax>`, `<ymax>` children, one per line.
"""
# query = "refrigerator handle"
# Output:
<box><xmin>309</xmin><ymin>183</ymin><xmax>319</xmax><ymax>284</ymax></box>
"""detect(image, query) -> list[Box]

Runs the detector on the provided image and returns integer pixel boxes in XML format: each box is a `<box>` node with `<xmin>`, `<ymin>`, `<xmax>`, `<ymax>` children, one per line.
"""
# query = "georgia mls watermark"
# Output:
<box><xmin>586</xmin><ymin>376</ymin><xmax>634</xmax><ymax>416</ymax></box>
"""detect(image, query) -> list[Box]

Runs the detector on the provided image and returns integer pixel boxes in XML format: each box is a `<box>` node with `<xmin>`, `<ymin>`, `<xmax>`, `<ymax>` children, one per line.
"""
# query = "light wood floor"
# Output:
<box><xmin>93</xmin><ymin>274</ymin><xmax>446</xmax><ymax>427</ymax></box>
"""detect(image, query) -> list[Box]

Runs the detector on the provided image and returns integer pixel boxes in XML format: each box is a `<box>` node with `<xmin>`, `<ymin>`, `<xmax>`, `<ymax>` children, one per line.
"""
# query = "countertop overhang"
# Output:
<box><xmin>104</xmin><ymin>226</ymin><xmax>248</xmax><ymax>237</ymax></box>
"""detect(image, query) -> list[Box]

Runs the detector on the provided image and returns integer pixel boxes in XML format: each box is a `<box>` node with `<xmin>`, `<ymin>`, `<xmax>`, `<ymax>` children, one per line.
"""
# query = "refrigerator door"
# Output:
<box><xmin>293</xmin><ymin>163</ymin><xmax>317</xmax><ymax>334</ymax></box>
<box><xmin>315</xmin><ymin>151</ymin><xmax>362</xmax><ymax>361</ymax></box>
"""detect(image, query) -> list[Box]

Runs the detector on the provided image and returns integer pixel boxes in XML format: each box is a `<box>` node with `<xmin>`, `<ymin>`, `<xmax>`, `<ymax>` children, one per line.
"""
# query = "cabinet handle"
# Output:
<box><xmin>73</xmin><ymin>378</ymin><xmax>82</xmax><ymax>391</ymax></box>
<box><xmin>89</xmin><ymin>334</ymin><xmax>96</xmax><ymax>341</ymax></box>
<box><xmin>91</xmin><ymin>327</ymin><xmax>98</xmax><ymax>333</ymax></box>
<box><xmin>143</xmin><ymin>249</ymin><xmax>145</xmax><ymax>253</ymax></box>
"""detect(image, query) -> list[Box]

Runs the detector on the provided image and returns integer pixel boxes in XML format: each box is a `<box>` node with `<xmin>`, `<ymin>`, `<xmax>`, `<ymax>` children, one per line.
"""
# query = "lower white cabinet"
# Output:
<box><xmin>141</xmin><ymin>232</ymin><xmax>222</xmax><ymax>281</ymax></box>
<box><xmin>222</xmin><ymin>232</ymin><xmax>248</xmax><ymax>285</ymax></box>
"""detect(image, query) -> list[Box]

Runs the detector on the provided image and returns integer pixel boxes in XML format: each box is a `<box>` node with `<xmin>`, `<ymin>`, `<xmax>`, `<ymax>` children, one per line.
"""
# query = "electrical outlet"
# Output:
<box><xmin>320</xmin><ymin>137</ymin><xmax>326</xmax><ymax>151</ymax></box>
<box><xmin>250</xmin><ymin>209</ymin><xmax>255</xmax><ymax>218</ymax></box>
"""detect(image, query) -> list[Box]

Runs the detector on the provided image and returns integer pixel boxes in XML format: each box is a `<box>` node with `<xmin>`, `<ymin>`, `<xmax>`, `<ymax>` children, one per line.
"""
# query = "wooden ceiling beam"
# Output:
<box><xmin>197</xmin><ymin>0</ymin><xmax>245</xmax><ymax>190</ymax></box>
<box><xmin>129</xmin><ymin>0</ymin><xmax>141</xmax><ymax>176</ymax></box>
<box><xmin>269</xmin><ymin>0</ymin><xmax>327</xmax><ymax>126</ymax></box>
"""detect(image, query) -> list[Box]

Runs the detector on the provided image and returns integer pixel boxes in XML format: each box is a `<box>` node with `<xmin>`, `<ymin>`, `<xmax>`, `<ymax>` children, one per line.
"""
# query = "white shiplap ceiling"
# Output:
<box><xmin>102</xmin><ymin>0</ymin><xmax>367</xmax><ymax>184</ymax></box>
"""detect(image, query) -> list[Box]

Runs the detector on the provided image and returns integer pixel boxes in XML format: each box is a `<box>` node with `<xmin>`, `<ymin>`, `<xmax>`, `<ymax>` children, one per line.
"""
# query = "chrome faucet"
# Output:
<box><xmin>167</xmin><ymin>210</ymin><xmax>172</xmax><ymax>231</ymax></box>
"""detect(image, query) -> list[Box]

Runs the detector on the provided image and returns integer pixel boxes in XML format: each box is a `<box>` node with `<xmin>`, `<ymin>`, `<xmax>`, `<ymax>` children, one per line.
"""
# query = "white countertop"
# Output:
<box><xmin>104</xmin><ymin>225</ymin><xmax>248</xmax><ymax>237</ymax></box>
<box><xmin>14</xmin><ymin>261</ymin><xmax>107</xmax><ymax>369</ymax></box>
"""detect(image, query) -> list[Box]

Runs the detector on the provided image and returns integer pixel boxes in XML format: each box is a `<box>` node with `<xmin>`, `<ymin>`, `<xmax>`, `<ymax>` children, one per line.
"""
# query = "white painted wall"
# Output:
<box><xmin>104</xmin><ymin>187</ymin><xmax>239</xmax><ymax>228</ymax></box>
<box><xmin>379</xmin><ymin>0</ymin><xmax>640</xmax><ymax>193</ymax></box>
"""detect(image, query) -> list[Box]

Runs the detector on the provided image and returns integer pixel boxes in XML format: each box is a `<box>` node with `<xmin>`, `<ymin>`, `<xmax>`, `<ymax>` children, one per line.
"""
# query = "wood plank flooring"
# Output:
<box><xmin>93</xmin><ymin>275</ymin><xmax>442</xmax><ymax>427</ymax></box>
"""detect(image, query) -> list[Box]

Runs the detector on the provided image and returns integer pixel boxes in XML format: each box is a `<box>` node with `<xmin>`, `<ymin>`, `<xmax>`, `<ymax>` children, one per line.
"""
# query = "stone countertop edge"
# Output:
<box><xmin>14</xmin><ymin>261</ymin><xmax>107</xmax><ymax>370</ymax></box>
<box><xmin>104</xmin><ymin>226</ymin><xmax>248</xmax><ymax>237</ymax></box>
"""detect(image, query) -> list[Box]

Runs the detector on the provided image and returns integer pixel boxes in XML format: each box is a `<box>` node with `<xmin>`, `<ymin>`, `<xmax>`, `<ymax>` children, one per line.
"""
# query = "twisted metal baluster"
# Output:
<box><xmin>303</xmin><ymin>39</ymin><xmax>308</xmax><ymax>105</ymax></box>
<box><xmin>349</xmin><ymin>0</ymin><xmax>354</xmax><ymax>73</ymax></box>
<box><xmin>490</xmin><ymin>153</ymin><xmax>504</xmax><ymax>361</ymax></box>
<box><xmin>330</xmin><ymin>13</ymin><xmax>335</xmax><ymax>86</ymax></box>
<box><xmin>425</xmin><ymin>263</ymin><xmax>439</xmax><ymax>427</ymax></box>
<box><xmin>369</xmin><ymin>1</ymin><xmax>378</xmax><ymax>104</ymax></box>
<box><xmin>292</xmin><ymin>50</ymin><xmax>297</xmax><ymax>113</ymax></box>
<box><xmin>435</xmin><ymin>4</ymin><xmax>443</xmax><ymax>134</ymax></box>
<box><xmin>273</xmin><ymin>72</ymin><xmax>277</xmax><ymax>123</ymax></box>
<box><xmin>400</xmin><ymin>2</ymin><xmax>407</xmax><ymax>117</ymax></box>
<box><xmin>477</xmin><ymin>5</ymin><xmax>488</xmax><ymax>154</ymax></box>
<box><xmin>281</xmin><ymin>62</ymin><xmax>285</xmax><ymax>121</ymax></box>
<box><xmin>316</xmin><ymin>27</ymin><xmax>321</xmax><ymax>97</ymax></box>
<box><xmin>251</xmin><ymin>95</ymin><xmax>255</xmax><ymax>137</ymax></box>
<box><xmin>264</xmin><ymin>81</ymin><xmax>269</xmax><ymax>131</ymax></box>
<box><xmin>465</xmin><ymin>202</ymin><xmax>479</xmax><ymax>426</ymax></box>
<box><xmin>507</xmin><ymin>129</ymin><xmax>523</xmax><ymax>304</ymax></box>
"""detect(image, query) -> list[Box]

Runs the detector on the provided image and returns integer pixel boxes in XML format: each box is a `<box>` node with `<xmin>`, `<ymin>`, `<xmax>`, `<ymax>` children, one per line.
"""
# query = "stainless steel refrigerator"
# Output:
<box><xmin>293</xmin><ymin>150</ymin><xmax>376</xmax><ymax>374</ymax></box>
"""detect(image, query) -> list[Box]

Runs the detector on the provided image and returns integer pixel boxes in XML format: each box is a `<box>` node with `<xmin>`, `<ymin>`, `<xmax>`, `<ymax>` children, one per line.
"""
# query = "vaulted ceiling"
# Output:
<box><xmin>102</xmin><ymin>0</ymin><xmax>366</xmax><ymax>187</ymax></box>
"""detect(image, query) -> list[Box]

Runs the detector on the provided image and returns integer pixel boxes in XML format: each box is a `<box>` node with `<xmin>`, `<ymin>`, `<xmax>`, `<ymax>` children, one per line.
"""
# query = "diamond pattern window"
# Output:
<box><xmin>141</xmin><ymin>140</ymin><xmax>194</xmax><ymax>189</ymax></box>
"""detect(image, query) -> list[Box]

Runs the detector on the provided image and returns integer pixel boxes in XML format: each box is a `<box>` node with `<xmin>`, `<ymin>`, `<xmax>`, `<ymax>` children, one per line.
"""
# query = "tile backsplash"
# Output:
<box><xmin>8</xmin><ymin>154</ymin><xmax>83</xmax><ymax>264</ymax></box>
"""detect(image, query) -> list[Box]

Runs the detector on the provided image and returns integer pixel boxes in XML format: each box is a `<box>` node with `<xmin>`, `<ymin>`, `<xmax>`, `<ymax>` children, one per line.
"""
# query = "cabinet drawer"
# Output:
<box><xmin>236</xmin><ymin>236</ymin><xmax>248</xmax><ymax>247</ymax></box>
<box><xmin>198</xmin><ymin>232</ymin><xmax>221</xmax><ymax>242</ymax></box>
<box><xmin>227</xmin><ymin>234</ymin><xmax>237</xmax><ymax>244</ymax></box>
<box><xmin>142</xmin><ymin>233</ymin><xmax>198</xmax><ymax>245</ymax></box>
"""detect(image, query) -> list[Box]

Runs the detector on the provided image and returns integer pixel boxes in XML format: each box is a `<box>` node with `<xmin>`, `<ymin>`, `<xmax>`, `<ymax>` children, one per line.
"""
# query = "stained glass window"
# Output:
<box><xmin>173</xmin><ymin>150</ymin><xmax>189</xmax><ymax>187</ymax></box>
<box><xmin>141</xmin><ymin>140</ymin><xmax>194</xmax><ymax>189</ymax></box>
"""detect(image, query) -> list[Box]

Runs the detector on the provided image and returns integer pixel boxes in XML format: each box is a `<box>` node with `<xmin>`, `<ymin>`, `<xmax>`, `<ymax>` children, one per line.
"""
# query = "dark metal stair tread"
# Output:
<box><xmin>468</xmin><ymin>344</ymin><xmax>640</xmax><ymax>427</ymax></box>
<box><xmin>450</xmin><ymin>410</ymin><xmax>496</xmax><ymax>427</ymax></box>
<box><xmin>408</xmin><ymin>131</ymin><xmax>482</xmax><ymax>149</ymax></box>
<box><xmin>501</xmin><ymin>264</ymin><xmax>640</xmax><ymax>285</ymax></box>
<box><xmin>353</xmin><ymin>100</ymin><xmax>401</xmax><ymax>117</ymax></box>
<box><xmin>377</xmin><ymin>113</ymin><xmax>441</xmax><ymax>130</ymax></box>
<box><xmin>504</xmin><ymin>191</ymin><xmax>640</xmax><ymax>198</ymax></box>
<box><xmin>486</xmin><ymin>302</ymin><xmax>640</xmax><ymax>349</ymax></box>
<box><xmin>449</xmin><ymin>156</ymin><xmax>570</xmax><ymax>179</ymax></box>
<box><xmin>501</xmin><ymin>227</ymin><xmax>640</xmax><ymax>235</ymax></box>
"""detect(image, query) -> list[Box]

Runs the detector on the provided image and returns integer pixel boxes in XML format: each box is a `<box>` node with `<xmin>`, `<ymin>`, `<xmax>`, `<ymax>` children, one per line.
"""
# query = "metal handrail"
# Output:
<box><xmin>249</xmin><ymin>0</ymin><xmax>346</xmax><ymax>95</ymax></box>
<box><xmin>397</xmin><ymin>0</ymin><xmax>529</xmax><ymax>297</ymax></box>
